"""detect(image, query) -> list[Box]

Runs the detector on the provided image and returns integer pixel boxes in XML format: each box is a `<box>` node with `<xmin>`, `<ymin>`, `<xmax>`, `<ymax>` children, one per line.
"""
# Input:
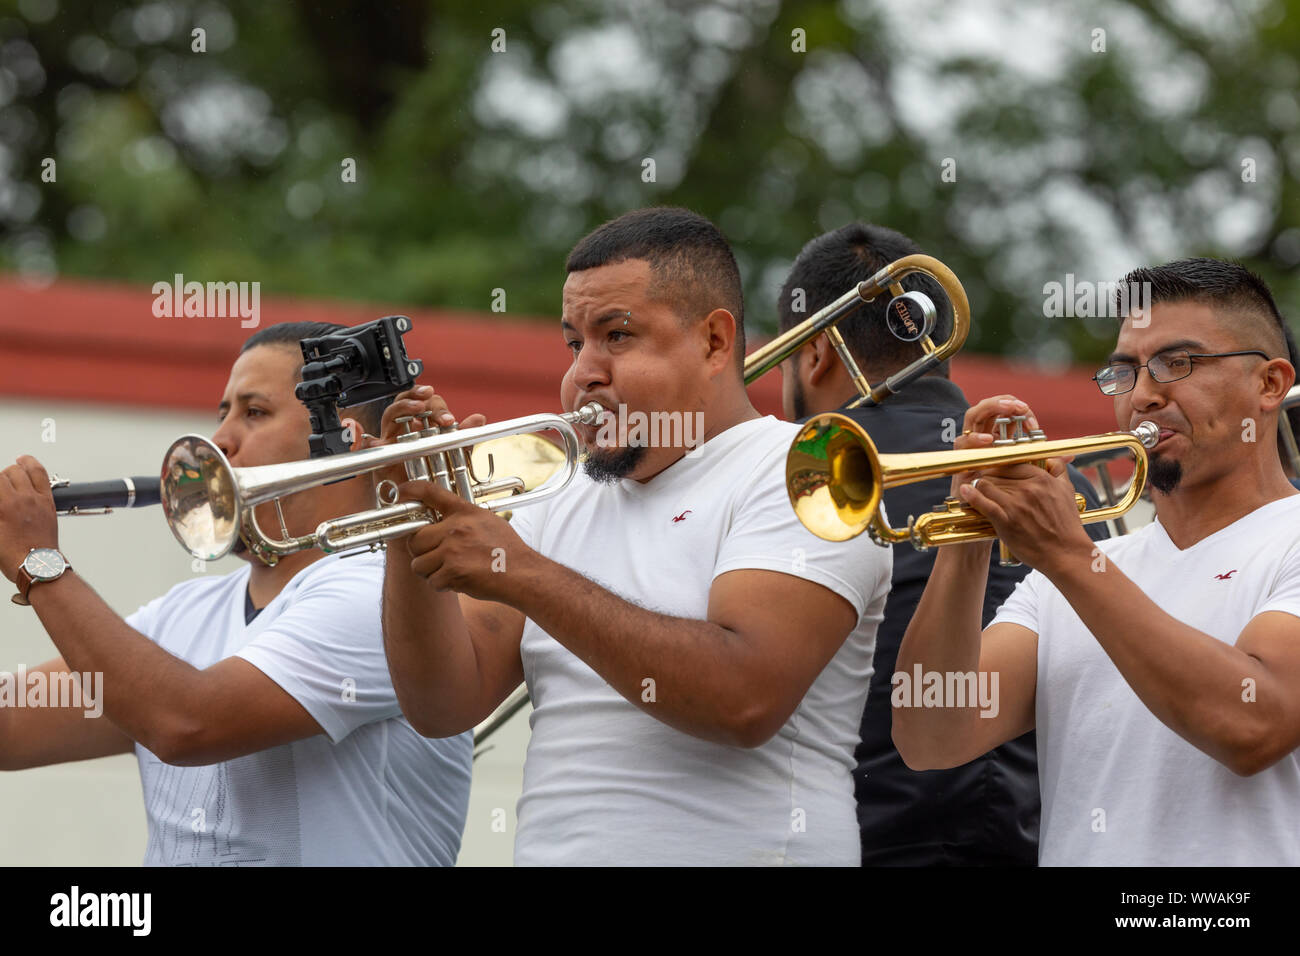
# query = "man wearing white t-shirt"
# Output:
<box><xmin>381</xmin><ymin>207</ymin><xmax>892</xmax><ymax>865</ymax></box>
<box><xmin>893</xmin><ymin>258</ymin><xmax>1300</xmax><ymax>865</ymax></box>
<box><xmin>0</xmin><ymin>323</ymin><xmax>471</xmax><ymax>865</ymax></box>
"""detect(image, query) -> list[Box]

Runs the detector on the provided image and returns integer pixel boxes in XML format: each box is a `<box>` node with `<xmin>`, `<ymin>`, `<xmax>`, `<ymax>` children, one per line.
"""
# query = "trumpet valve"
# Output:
<box><xmin>395</xmin><ymin>428</ymin><xmax>432</xmax><ymax>481</ymax></box>
<box><xmin>991</xmin><ymin>416</ymin><xmax>1016</xmax><ymax>445</ymax></box>
<box><xmin>992</xmin><ymin>414</ymin><xmax>1045</xmax><ymax>446</ymax></box>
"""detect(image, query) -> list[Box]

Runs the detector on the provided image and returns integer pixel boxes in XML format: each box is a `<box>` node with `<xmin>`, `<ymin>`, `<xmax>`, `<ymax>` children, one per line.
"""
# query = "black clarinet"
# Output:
<box><xmin>51</xmin><ymin>476</ymin><xmax>162</xmax><ymax>514</ymax></box>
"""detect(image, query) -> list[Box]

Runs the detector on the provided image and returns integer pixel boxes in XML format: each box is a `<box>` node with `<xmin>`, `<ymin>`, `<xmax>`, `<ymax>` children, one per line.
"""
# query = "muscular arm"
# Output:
<box><xmin>382</xmin><ymin>534</ymin><xmax>526</xmax><ymax>738</ymax></box>
<box><xmin>389</xmin><ymin>476</ymin><xmax>865</xmax><ymax>747</ymax></box>
<box><xmin>1042</xmin><ymin>539</ymin><xmax>1300</xmax><ymax>776</ymax></box>
<box><xmin>25</xmin><ymin>573</ymin><xmax>324</xmax><ymax>767</ymax></box>
<box><xmin>511</xmin><ymin>559</ymin><xmax>859</xmax><ymax>747</ymax></box>
<box><xmin>385</xmin><ymin>529</ymin><xmax>859</xmax><ymax>747</ymax></box>
<box><xmin>0</xmin><ymin>657</ymin><xmax>134</xmax><ymax>770</ymax></box>
<box><xmin>892</xmin><ymin>542</ymin><xmax>1038</xmax><ymax>769</ymax></box>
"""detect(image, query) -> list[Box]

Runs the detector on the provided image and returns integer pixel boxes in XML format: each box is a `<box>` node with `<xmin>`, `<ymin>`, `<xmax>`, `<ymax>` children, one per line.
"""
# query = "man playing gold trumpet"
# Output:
<box><xmin>381</xmin><ymin>207</ymin><xmax>893</xmax><ymax>865</ymax></box>
<box><xmin>0</xmin><ymin>323</ymin><xmax>471</xmax><ymax>865</ymax></box>
<box><xmin>777</xmin><ymin>222</ymin><xmax>1110</xmax><ymax>866</ymax></box>
<box><xmin>893</xmin><ymin>258</ymin><xmax>1300</xmax><ymax>865</ymax></box>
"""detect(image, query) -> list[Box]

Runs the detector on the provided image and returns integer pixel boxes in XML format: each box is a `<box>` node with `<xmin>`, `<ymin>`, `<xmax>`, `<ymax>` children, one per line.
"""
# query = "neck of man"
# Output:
<box><xmin>631</xmin><ymin>387</ymin><xmax>761</xmax><ymax>483</ymax></box>
<box><xmin>244</xmin><ymin>481</ymin><xmax>373</xmax><ymax>607</ymax></box>
<box><xmin>246</xmin><ymin>547</ymin><xmax>329</xmax><ymax>609</ymax></box>
<box><xmin>1151</xmin><ymin>447</ymin><xmax>1298</xmax><ymax>550</ymax></box>
<box><xmin>821</xmin><ymin>365</ymin><xmax>903</xmax><ymax>416</ymax></box>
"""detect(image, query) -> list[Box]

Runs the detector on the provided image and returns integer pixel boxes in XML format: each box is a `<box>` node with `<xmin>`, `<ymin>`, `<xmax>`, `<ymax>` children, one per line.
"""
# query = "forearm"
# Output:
<box><xmin>893</xmin><ymin>542</ymin><xmax>995</xmax><ymax>762</ymax></box>
<box><xmin>510</xmin><ymin>555</ymin><xmax>771</xmax><ymax>747</ymax></box>
<box><xmin>0</xmin><ymin>666</ymin><xmax>134</xmax><ymax>770</ymax></box>
<box><xmin>25</xmin><ymin>573</ymin><xmax>211</xmax><ymax>756</ymax></box>
<box><xmin>1049</xmin><ymin>543</ymin><xmax>1284</xmax><ymax>773</ymax></box>
<box><xmin>381</xmin><ymin>538</ymin><xmax>485</xmax><ymax>735</ymax></box>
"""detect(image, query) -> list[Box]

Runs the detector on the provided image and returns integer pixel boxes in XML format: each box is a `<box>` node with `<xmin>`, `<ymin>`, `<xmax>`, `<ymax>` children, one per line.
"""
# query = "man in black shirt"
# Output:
<box><xmin>777</xmin><ymin>223</ymin><xmax>1109</xmax><ymax>865</ymax></box>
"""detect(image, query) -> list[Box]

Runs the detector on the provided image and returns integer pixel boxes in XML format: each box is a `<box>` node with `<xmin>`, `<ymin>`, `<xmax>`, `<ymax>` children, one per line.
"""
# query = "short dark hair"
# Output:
<box><xmin>240</xmin><ymin>322</ymin><xmax>393</xmax><ymax>435</ymax></box>
<box><xmin>1116</xmin><ymin>258</ymin><xmax>1289</xmax><ymax>359</ymax></box>
<box><xmin>566</xmin><ymin>207</ymin><xmax>745</xmax><ymax>372</ymax></box>
<box><xmin>777</xmin><ymin>222</ymin><xmax>953</xmax><ymax>379</ymax></box>
<box><xmin>1117</xmin><ymin>258</ymin><xmax>1298</xmax><ymax>468</ymax></box>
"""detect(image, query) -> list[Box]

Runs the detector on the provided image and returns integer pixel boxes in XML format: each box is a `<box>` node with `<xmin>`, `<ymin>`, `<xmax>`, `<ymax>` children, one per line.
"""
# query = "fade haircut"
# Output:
<box><xmin>565</xmin><ymin>207</ymin><xmax>746</xmax><ymax>373</ymax></box>
<box><xmin>1116</xmin><ymin>258</ymin><xmax>1298</xmax><ymax>469</ymax></box>
<box><xmin>777</xmin><ymin>222</ymin><xmax>953</xmax><ymax>379</ymax></box>
<box><xmin>240</xmin><ymin>321</ymin><xmax>394</xmax><ymax>435</ymax></box>
<box><xmin>1116</xmin><ymin>258</ymin><xmax>1289</xmax><ymax>360</ymax></box>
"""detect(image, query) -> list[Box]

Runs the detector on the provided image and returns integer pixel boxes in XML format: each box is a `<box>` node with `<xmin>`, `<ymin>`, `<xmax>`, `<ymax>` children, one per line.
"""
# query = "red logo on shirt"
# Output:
<box><xmin>671</xmin><ymin>511</ymin><xmax>693</xmax><ymax>523</ymax></box>
<box><xmin>1214</xmin><ymin>570</ymin><xmax>1238</xmax><ymax>580</ymax></box>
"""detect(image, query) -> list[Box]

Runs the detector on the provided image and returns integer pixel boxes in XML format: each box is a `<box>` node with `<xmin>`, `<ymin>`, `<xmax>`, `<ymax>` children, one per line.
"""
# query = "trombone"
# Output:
<box><xmin>786</xmin><ymin>413</ymin><xmax>1159</xmax><ymax>549</ymax></box>
<box><xmin>160</xmin><ymin>403</ymin><xmax>606</xmax><ymax>562</ymax></box>
<box><xmin>743</xmin><ymin>254</ymin><xmax>971</xmax><ymax>407</ymax></box>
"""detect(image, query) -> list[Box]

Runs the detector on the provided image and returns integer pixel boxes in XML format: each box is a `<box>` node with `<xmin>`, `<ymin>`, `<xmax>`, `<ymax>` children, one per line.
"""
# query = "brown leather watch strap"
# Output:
<box><xmin>11</xmin><ymin>566</ymin><xmax>37</xmax><ymax>606</ymax></box>
<box><xmin>10</xmin><ymin>556</ymin><xmax>71</xmax><ymax>607</ymax></box>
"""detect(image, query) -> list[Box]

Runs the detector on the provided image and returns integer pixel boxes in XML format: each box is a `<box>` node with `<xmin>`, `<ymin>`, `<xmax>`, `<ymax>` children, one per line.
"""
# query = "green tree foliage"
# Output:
<box><xmin>1</xmin><ymin>0</ymin><xmax>1296</xmax><ymax>362</ymax></box>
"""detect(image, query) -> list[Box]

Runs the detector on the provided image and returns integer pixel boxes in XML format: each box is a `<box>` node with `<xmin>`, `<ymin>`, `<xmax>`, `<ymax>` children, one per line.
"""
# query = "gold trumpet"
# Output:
<box><xmin>743</xmin><ymin>254</ymin><xmax>971</xmax><ymax>407</ymax></box>
<box><xmin>786</xmin><ymin>414</ymin><xmax>1160</xmax><ymax>548</ymax></box>
<box><xmin>160</xmin><ymin>403</ymin><xmax>605</xmax><ymax>561</ymax></box>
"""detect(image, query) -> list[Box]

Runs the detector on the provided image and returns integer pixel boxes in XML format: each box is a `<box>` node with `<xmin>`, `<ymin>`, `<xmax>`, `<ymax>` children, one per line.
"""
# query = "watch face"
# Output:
<box><xmin>23</xmin><ymin>548</ymin><xmax>66</xmax><ymax>581</ymax></box>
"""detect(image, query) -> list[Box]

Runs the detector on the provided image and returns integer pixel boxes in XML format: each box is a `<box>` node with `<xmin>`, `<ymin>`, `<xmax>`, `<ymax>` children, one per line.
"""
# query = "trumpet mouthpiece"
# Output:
<box><xmin>1133</xmin><ymin>421</ymin><xmax>1160</xmax><ymax>449</ymax></box>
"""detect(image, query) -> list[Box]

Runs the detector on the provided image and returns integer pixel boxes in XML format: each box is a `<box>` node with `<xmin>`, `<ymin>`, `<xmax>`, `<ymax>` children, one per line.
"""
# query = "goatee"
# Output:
<box><xmin>583</xmin><ymin>444</ymin><xmax>647</xmax><ymax>484</ymax></box>
<box><xmin>1148</xmin><ymin>455</ymin><xmax>1182</xmax><ymax>494</ymax></box>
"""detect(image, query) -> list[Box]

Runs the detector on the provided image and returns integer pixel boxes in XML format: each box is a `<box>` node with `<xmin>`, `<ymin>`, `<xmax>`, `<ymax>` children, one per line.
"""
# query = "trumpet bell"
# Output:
<box><xmin>786</xmin><ymin>414</ymin><xmax>883</xmax><ymax>542</ymax></box>
<box><xmin>470</xmin><ymin>433</ymin><xmax>568</xmax><ymax>512</ymax></box>
<box><xmin>785</xmin><ymin>412</ymin><xmax>1159</xmax><ymax>549</ymax></box>
<box><xmin>156</xmin><ymin>402</ymin><xmax>602</xmax><ymax>562</ymax></box>
<box><xmin>160</xmin><ymin>435</ymin><xmax>242</xmax><ymax>561</ymax></box>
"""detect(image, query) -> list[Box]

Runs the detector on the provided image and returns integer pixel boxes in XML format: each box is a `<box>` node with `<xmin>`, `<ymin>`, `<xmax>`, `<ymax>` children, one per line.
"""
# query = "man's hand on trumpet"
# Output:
<box><xmin>359</xmin><ymin>386</ymin><xmax>526</xmax><ymax>598</ymax></box>
<box><xmin>363</xmin><ymin>384</ymin><xmax>488</xmax><ymax>445</ymax></box>
<box><xmin>952</xmin><ymin>394</ymin><xmax>1096</xmax><ymax>573</ymax></box>
<box><xmin>358</xmin><ymin>384</ymin><xmax>487</xmax><ymax>486</ymax></box>
<box><xmin>395</xmin><ymin>479</ymin><xmax>535</xmax><ymax>603</ymax></box>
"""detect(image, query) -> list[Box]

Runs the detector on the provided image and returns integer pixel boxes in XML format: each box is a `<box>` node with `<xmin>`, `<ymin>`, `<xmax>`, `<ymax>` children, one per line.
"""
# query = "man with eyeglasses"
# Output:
<box><xmin>893</xmin><ymin>257</ymin><xmax>1300</xmax><ymax>865</ymax></box>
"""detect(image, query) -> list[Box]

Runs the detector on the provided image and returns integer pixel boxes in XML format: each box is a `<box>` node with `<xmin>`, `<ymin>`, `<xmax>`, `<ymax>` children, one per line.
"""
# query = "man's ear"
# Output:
<box><xmin>806</xmin><ymin>336</ymin><xmax>837</xmax><ymax>386</ymax></box>
<box><xmin>1264</xmin><ymin>358</ymin><xmax>1297</xmax><ymax>404</ymax></box>
<box><xmin>702</xmin><ymin>308</ymin><xmax>738</xmax><ymax>373</ymax></box>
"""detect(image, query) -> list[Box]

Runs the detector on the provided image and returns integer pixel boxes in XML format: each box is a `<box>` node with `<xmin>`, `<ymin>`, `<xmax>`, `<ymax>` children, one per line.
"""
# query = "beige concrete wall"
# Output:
<box><xmin>0</xmin><ymin>398</ymin><xmax>525</xmax><ymax>866</ymax></box>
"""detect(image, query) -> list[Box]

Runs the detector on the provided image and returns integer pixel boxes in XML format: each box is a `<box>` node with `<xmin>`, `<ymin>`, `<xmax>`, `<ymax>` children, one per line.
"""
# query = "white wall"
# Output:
<box><xmin>0</xmin><ymin>398</ymin><xmax>526</xmax><ymax>866</ymax></box>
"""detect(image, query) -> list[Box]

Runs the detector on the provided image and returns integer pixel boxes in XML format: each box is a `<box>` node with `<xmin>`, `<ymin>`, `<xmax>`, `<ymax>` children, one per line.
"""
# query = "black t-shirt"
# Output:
<box><xmin>806</xmin><ymin>377</ymin><xmax>1109</xmax><ymax>865</ymax></box>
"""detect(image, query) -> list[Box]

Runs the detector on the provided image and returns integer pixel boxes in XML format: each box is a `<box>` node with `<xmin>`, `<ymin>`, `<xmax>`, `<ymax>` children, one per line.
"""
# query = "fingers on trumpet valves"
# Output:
<box><xmin>960</xmin><ymin>395</ymin><xmax>1040</xmax><ymax>444</ymax></box>
<box><xmin>379</xmin><ymin>385</ymin><xmax>457</xmax><ymax>442</ymax></box>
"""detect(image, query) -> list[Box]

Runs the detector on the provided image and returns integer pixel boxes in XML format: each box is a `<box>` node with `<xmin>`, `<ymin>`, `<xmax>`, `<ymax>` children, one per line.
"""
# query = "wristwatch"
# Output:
<box><xmin>11</xmin><ymin>548</ymin><xmax>71</xmax><ymax>606</ymax></box>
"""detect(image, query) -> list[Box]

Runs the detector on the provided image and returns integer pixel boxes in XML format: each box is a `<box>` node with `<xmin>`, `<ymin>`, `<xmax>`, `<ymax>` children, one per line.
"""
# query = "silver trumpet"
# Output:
<box><xmin>160</xmin><ymin>402</ymin><xmax>606</xmax><ymax>562</ymax></box>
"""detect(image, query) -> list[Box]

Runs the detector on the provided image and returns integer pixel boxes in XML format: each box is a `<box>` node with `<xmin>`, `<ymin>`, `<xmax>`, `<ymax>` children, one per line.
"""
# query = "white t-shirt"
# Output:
<box><xmin>508</xmin><ymin>415</ymin><xmax>892</xmax><ymax>866</ymax></box>
<box><xmin>124</xmin><ymin>551</ymin><xmax>472</xmax><ymax>866</ymax></box>
<box><xmin>992</xmin><ymin>494</ymin><xmax>1300</xmax><ymax>865</ymax></box>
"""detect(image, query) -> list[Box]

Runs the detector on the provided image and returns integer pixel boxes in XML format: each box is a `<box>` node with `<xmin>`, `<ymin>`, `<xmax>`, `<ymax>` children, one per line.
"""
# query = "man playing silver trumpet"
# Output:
<box><xmin>379</xmin><ymin>207</ymin><xmax>893</xmax><ymax>865</ymax></box>
<box><xmin>892</xmin><ymin>258</ymin><xmax>1300</xmax><ymax>865</ymax></box>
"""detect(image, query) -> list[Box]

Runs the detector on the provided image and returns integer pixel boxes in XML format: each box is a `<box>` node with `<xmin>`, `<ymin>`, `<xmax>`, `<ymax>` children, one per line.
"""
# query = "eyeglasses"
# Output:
<box><xmin>1092</xmin><ymin>349</ymin><xmax>1269</xmax><ymax>396</ymax></box>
